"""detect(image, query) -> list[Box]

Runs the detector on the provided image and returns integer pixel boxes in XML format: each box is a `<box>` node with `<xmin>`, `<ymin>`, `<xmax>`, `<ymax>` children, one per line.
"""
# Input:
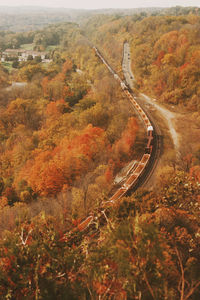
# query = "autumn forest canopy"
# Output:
<box><xmin>0</xmin><ymin>6</ymin><xmax>200</xmax><ymax>299</ymax></box>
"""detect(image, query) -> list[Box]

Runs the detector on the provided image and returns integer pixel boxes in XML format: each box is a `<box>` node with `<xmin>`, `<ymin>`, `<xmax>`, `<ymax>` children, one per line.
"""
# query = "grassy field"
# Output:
<box><xmin>20</xmin><ymin>43</ymin><xmax>34</xmax><ymax>50</ymax></box>
<box><xmin>20</xmin><ymin>44</ymin><xmax>58</xmax><ymax>52</ymax></box>
<box><xmin>45</xmin><ymin>45</ymin><xmax>58</xmax><ymax>51</ymax></box>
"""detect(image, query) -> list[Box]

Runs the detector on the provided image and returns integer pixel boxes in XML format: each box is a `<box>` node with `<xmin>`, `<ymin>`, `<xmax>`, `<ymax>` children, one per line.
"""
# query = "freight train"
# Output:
<box><xmin>93</xmin><ymin>46</ymin><xmax>154</xmax><ymax>202</ymax></box>
<box><xmin>60</xmin><ymin>46</ymin><xmax>155</xmax><ymax>240</ymax></box>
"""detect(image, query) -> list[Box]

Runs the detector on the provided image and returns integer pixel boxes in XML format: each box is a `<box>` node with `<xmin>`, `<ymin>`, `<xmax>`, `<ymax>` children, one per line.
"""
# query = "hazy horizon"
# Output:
<box><xmin>0</xmin><ymin>0</ymin><xmax>199</xmax><ymax>10</ymax></box>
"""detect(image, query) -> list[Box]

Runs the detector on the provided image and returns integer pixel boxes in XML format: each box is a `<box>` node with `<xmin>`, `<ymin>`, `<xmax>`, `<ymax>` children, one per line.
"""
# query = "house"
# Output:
<box><xmin>20</xmin><ymin>50</ymin><xmax>47</xmax><ymax>61</ymax></box>
<box><xmin>1</xmin><ymin>49</ymin><xmax>51</xmax><ymax>63</ymax></box>
<box><xmin>1</xmin><ymin>49</ymin><xmax>24</xmax><ymax>61</ymax></box>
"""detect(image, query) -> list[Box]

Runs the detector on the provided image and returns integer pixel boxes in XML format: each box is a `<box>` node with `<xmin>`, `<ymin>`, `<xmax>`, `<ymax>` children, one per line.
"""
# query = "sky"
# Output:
<box><xmin>0</xmin><ymin>0</ymin><xmax>199</xmax><ymax>9</ymax></box>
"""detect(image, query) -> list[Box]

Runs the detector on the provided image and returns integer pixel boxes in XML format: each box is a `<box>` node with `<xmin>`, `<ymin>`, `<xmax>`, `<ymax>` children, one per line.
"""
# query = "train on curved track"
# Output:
<box><xmin>61</xmin><ymin>46</ymin><xmax>155</xmax><ymax>240</ymax></box>
<box><xmin>93</xmin><ymin>46</ymin><xmax>154</xmax><ymax>203</ymax></box>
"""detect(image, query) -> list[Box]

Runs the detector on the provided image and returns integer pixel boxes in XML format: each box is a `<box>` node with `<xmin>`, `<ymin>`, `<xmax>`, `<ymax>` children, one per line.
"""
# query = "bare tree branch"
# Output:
<box><xmin>20</xmin><ymin>228</ymin><xmax>32</xmax><ymax>246</ymax></box>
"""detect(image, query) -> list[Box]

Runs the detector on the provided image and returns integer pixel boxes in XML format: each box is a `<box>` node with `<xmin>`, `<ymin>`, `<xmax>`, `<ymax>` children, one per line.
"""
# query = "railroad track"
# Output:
<box><xmin>122</xmin><ymin>42</ymin><xmax>161</xmax><ymax>189</ymax></box>
<box><xmin>93</xmin><ymin>46</ymin><xmax>160</xmax><ymax>198</ymax></box>
<box><xmin>61</xmin><ymin>44</ymin><xmax>161</xmax><ymax>241</ymax></box>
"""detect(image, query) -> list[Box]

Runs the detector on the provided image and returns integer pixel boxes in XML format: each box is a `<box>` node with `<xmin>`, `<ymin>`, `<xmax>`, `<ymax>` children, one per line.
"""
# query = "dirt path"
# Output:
<box><xmin>141</xmin><ymin>93</ymin><xmax>180</xmax><ymax>156</ymax></box>
<box><xmin>123</xmin><ymin>42</ymin><xmax>181</xmax><ymax>157</ymax></box>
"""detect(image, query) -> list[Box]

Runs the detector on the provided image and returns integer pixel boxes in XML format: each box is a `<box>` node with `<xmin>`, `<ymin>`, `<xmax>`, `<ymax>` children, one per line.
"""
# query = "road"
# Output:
<box><xmin>122</xmin><ymin>43</ymin><xmax>135</xmax><ymax>89</ymax></box>
<box><xmin>123</xmin><ymin>42</ymin><xmax>180</xmax><ymax>157</ymax></box>
<box><xmin>141</xmin><ymin>93</ymin><xmax>180</xmax><ymax>157</ymax></box>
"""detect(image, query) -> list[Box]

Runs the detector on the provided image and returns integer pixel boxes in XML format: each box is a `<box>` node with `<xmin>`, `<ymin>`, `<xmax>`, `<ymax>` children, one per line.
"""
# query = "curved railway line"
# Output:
<box><xmin>61</xmin><ymin>44</ymin><xmax>161</xmax><ymax>240</ymax></box>
<box><xmin>122</xmin><ymin>42</ymin><xmax>162</xmax><ymax>189</ymax></box>
<box><xmin>93</xmin><ymin>45</ymin><xmax>161</xmax><ymax>200</ymax></box>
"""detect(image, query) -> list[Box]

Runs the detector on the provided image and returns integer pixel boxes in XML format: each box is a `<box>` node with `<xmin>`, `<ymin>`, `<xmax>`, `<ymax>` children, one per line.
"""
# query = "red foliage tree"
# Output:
<box><xmin>18</xmin><ymin>125</ymin><xmax>108</xmax><ymax>196</ymax></box>
<box><xmin>112</xmin><ymin>117</ymin><xmax>138</xmax><ymax>162</ymax></box>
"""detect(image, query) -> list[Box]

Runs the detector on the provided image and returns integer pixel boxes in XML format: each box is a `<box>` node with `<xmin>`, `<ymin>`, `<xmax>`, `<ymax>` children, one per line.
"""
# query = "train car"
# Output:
<box><xmin>120</xmin><ymin>81</ymin><xmax>128</xmax><ymax>90</ymax></box>
<box><xmin>60</xmin><ymin>215</ymin><xmax>94</xmax><ymax>242</ymax></box>
<box><xmin>145</xmin><ymin>126</ymin><xmax>154</xmax><ymax>154</ymax></box>
<box><xmin>109</xmin><ymin>187</ymin><xmax>127</xmax><ymax>202</ymax></box>
<box><xmin>147</xmin><ymin>125</ymin><xmax>153</xmax><ymax>137</ymax></box>
<box><xmin>77</xmin><ymin>215</ymin><xmax>94</xmax><ymax>232</ymax></box>
<box><xmin>114</xmin><ymin>73</ymin><xmax>120</xmax><ymax>81</ymax></box>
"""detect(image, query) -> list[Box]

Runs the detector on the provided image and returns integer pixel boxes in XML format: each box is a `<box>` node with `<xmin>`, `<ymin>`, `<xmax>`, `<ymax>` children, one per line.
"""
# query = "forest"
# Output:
<box><xmin>0</xmin><ymin>6</ymin><xmax>200</xmax><ymax>299</ymax></box>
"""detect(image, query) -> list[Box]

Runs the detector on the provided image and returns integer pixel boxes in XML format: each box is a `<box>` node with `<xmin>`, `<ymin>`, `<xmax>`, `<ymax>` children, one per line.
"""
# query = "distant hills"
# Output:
<box><xmin>0</xmin><ymin>6</ymin><xmax>199</xmax><ymax>31</ymax></box>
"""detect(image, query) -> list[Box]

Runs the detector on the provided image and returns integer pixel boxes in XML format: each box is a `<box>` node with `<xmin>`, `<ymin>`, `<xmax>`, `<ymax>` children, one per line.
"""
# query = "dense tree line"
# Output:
<box><xmin>84</xmin><ymin>14</ymin><xmax>200</xmax><ymax>109</ymax></box>
<box><xmin>0</xmin><ymin>169</ymin><xmax>200</xmax><ymax>299</ymax></box>
<box><xmin>0</xmin><ymin>9</ymin><xmax>199</xmax><ymax>299</ymax></box>
<box><xmin>0</xmin><ymin>23</ymin><xmax>142</xmax><ymax>220</ymax></box>
<box><xmin>0</xmin><ymin>22</ymin><xmax>81</xmax><ymax>52</ymax></box>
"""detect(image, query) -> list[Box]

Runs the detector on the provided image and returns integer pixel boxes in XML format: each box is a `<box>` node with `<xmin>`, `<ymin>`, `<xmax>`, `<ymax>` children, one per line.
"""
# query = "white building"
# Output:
<box><xmin>1</xmin><ymin>49</ymin><xmax>51</xmax><ymax>63</ymax></box>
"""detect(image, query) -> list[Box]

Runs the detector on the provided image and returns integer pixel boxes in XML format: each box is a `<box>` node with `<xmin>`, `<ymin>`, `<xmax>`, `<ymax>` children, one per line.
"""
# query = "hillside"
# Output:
<box><xmin>0</xmin><ymin>7</ymin><xmax>200</xmax><ymax>299</ymax></box>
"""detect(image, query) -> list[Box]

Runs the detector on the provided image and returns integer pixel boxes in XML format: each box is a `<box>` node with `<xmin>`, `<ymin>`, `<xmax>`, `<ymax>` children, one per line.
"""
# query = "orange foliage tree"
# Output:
<box><xmin>112</xmin><ymin>117</ymin><xmax>138</xmax><ymax>164</ymax></box>
<box><xmin>17</xmin><ymin>125</ymin><xmax>109</xmax><ymax>196</ymax></box>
